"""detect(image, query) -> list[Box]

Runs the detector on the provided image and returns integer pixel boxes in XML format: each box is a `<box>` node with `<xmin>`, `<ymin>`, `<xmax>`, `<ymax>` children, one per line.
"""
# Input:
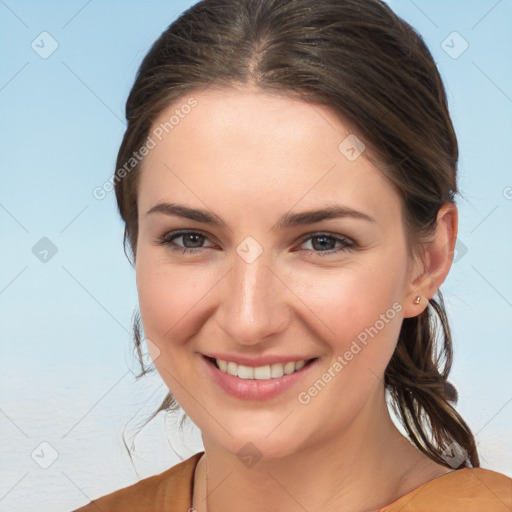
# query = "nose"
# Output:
<box><xmin>215</xmin><ymin>248</ymin><xmax>290</xmax><ymax>346</ymax></box>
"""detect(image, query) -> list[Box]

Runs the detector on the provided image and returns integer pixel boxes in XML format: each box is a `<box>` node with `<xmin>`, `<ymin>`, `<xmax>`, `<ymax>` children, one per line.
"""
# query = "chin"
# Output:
<box><xmin>203</xmin><ymin>422</ymin><xmax>309</xmax><ymax>463</ymax></box>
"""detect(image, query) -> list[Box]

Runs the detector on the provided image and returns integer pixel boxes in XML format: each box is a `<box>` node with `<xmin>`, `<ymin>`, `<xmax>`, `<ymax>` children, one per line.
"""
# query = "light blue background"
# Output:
<box><xmin>1</xmin><ymin>1</ymin><xmax>511</xmax><ymax>510</ymax></box>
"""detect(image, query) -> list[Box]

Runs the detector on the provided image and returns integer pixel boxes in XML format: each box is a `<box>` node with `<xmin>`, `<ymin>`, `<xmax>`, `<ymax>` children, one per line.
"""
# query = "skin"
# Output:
<box><xmin>135</xmin><ymin>85</ymin><xmax>458</xmax><ymax>511</ymax></box>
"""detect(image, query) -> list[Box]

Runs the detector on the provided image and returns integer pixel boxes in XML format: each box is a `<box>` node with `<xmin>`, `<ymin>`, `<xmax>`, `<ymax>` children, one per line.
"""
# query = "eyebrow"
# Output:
<box><xmin>145</xmin><ymin>202</ymin><xmax>375</xmax><ymax>230</ymax></box>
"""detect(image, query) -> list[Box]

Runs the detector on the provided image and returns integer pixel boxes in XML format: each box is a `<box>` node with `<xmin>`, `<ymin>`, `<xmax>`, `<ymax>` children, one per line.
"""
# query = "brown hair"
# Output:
<box><xmin>116</xmin><ymin>0</ymin><xmax>479</xmax><ymax>469</ymax></box>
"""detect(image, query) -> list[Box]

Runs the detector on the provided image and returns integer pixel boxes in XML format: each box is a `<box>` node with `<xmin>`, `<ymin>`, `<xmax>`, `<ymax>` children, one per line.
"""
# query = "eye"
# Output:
<box><xmin>296</xmin><ymin>233</ymin><xmax>355</xmax><ymax>257</ymax></box>
<box><xmin>156</xmin><ymin>230</ymin><xmax>355</xmax><ymax>257</ymax></box>
<box><xmin>156</xmin><ymin>230</ymin><xmax>215</xmax><ymax>254</ymax></box>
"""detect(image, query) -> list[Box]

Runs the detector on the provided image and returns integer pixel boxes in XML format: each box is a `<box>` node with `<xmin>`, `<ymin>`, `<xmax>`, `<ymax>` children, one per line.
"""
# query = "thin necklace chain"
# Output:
<box><xmin>204</xmin><ymin>455</ymin><xmax>209</xmax><ymax>512</ymax></box>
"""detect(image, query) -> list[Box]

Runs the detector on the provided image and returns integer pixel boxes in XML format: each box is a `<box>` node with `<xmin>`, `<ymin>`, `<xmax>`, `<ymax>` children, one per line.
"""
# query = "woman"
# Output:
<box><xmin>76</xmin><ymin>0</ymin><xmax>512</xmax><ymax>510</ymax></box>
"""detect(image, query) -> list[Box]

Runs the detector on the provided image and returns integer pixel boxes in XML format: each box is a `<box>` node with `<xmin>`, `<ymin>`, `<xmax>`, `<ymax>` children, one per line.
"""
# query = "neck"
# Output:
<box><xmin>192</xmin><ymin>384</ymin><xmax>447</xmax><ymax>512</ymax></box>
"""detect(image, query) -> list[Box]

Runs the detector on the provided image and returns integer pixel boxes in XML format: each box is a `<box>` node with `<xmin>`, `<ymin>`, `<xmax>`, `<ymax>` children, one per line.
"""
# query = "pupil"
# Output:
<box><xmin>185</xmin><ymin>234</ymin><xmax>203</xmax><ymax>248</ymax></box>
<box><xmin>314</xmin><ymin>236</ymin><xmax>333</xmax><ymax>251</ymax></box>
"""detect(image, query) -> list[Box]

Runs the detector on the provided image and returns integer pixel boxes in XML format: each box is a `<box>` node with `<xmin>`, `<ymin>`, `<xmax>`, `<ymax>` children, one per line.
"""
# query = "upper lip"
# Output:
<box><xmin>203</xmin><ymin>353</ymin><xmax>318</xmax><ymax>367</ymax></box>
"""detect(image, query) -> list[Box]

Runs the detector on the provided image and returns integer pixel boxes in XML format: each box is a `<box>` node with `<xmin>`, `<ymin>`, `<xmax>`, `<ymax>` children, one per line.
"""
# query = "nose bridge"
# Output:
<box><xmin>216</xmin><ymin>245</ymin><xmax>287</xmax><ymax>344</ymax></box>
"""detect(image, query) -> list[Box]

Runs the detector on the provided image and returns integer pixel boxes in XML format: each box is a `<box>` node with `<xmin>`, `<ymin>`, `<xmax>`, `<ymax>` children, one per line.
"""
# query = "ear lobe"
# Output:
<box><xmin>402</xmin><ymin>203</ymin><xmax>458</xmax><ymax>319</ymax></box>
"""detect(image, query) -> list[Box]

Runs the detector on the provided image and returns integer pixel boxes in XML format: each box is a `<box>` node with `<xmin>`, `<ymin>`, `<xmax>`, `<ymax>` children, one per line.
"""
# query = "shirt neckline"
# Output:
<box><xmin>189</xmin><ymin>452</ymin><xmax>469</xmax><ymax>510</ymax></box>
<box><xmin>378</xmin><ymin>467</ymin><xmax>470</xmax><ymax>510</ymax></box>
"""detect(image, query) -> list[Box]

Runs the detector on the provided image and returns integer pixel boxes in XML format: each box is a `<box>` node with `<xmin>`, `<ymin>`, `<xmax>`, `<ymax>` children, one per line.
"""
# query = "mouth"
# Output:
<box><xmin>201</xmin><ymin>354</ymin><xmax>321</xmax><ymax>401</ymax></box>
<box><xmin>203</xmin><ymin>355</ymin><xmax>318</xmax><ymax>374</ymax></box>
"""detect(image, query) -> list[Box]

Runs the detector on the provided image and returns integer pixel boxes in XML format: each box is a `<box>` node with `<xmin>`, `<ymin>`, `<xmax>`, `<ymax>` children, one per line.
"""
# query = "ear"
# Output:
<box><xmin>402</xmin><ymin>202</ymin><xmax>458</xmax><ymax>319</ymax></box>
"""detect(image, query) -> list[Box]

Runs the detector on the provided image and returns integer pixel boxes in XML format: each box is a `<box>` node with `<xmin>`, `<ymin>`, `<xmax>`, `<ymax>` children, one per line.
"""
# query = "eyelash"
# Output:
<box><xmin>155</xmin><ymin>230</ymin><xmax>356</xmax><ymax>257</ymax></box>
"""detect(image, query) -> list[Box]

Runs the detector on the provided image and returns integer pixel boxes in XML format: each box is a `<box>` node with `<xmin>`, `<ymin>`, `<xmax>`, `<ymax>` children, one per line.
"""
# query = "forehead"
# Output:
<box><xmin>137</xmin><ymin>86</ymin><xmax>401</xmax><ymax>226</ymax></box>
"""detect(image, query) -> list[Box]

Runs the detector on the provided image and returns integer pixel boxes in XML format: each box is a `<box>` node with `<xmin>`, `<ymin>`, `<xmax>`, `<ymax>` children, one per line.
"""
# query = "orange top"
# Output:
<box><xmin>74</xmin><ymin>451</ymin><xmax>512</xmax><ymax>511</ymax></box>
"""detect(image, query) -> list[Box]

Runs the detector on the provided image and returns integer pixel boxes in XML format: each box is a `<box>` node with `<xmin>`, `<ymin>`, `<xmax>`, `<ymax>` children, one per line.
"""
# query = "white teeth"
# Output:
<box><xmin>295</xmin><ymin>360</ymin><xmax>306</xmax><ymax>370</ymax></box>
<box><xmin>283</xmin><ymin>361</ymin><xmax>295</xmax><ymax>375</ymax></box>
<box><xmin>254</xmin><ymin>365</ymin><xmax>270</xmax><ymax>380</ymax></box>
<box><xmin>216</xmin><ymin>358</ymin><xmax>310</xmax><ymax>380</ymax></box>
<box><xmin>237</xmin><ymin>364</ymin><xmax>254</xmax><ymax>379</ymax></box>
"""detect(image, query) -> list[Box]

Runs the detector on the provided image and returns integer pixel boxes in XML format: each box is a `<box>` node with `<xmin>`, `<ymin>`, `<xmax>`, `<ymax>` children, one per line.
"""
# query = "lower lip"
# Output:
<box><xmin>201</xmin><ymin>355</ymin><xmax>319</xmax><ymax>401</ymax></box>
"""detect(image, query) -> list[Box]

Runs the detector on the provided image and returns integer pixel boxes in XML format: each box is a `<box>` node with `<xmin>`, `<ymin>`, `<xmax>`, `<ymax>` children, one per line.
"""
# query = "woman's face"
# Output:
<box><xmin>135</xmin><ymin>86</ymin><xmax>419</xmax><ymax>459</ymax></box>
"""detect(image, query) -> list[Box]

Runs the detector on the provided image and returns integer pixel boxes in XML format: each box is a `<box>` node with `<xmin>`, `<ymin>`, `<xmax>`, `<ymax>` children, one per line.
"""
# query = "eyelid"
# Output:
<box><xmin>156</xmin><ymin>229</ymin><xmax>356</xmax><ymax>256</ymax></box>
<box><xmin>295</xmin><ymin>232</ymin><xmax>355</xmax><ymax>256</ymax></box>
<box><xmin>157</xmin><ymin>229</ymin><xmax>216</xmax><ymax>247</ymax></box>
<box><xmin>296</xmin><ymin>231</ymin><xmax>353</xmax><ymax>245</ymax></box>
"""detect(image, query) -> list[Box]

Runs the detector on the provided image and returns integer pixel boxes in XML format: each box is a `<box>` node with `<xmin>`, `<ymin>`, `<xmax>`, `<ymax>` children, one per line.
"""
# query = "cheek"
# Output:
<box><xmin>291</xmin><ymin>266</ymin><xmax>405</xmax><ymax>433</ymax></box>
<box><xmin>135</xmin><ymin>258</ymin><xmax>220</xmax><ymax>399</ymax></box>
<box><xmin>136</xmin><ymin>256</ymin><xmax>214</xmax><ymax>347</ymax></box>
<box><xmin>296</xmin><ymin>261</ymin><xmax>405</xmax><ymax>370</ymax></box>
